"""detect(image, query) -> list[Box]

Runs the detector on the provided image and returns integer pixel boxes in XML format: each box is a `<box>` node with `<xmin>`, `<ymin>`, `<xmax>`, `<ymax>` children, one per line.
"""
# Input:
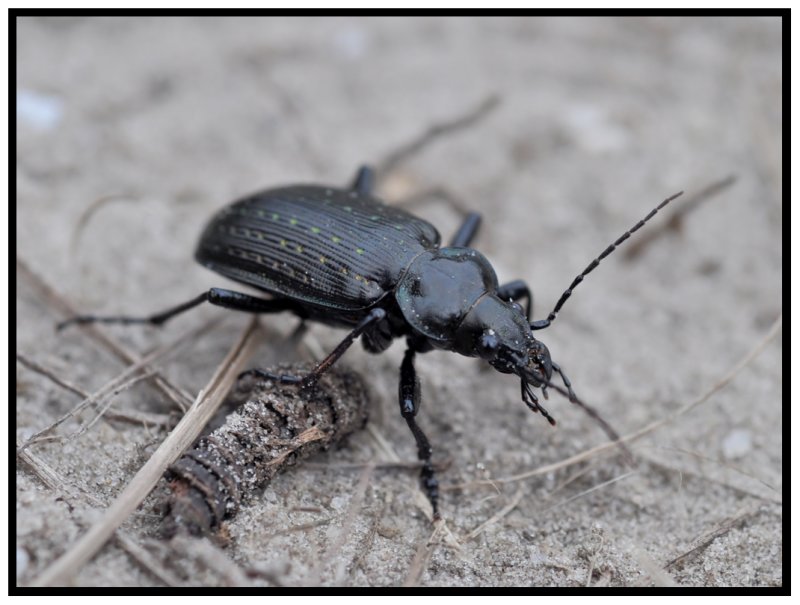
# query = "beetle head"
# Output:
<box><xmin>458</xmin><ymin>294</ymin><xmax>561</xmax><ymax>424</ymax></box>
<box><xmin>479</xmin><ymin>326</ymin><xmax>553</xmax><ymax>388</ymax></box>
<box><xmin>516</xmin><ymin>338</ymin><xmax>554</xmax><ymax>387</ymax></box>
<box><xmin>463</xmin><ymin>295</ymin><xmax>553</xmax><ymax>385</ymax></box>
<box><xmin>459</xmin><ymin>292</ymin><xmax>632</xmax><ymax>450</ymax></box>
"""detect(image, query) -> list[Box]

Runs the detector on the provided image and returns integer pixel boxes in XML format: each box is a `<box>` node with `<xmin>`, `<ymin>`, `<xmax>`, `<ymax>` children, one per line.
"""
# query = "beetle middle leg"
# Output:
<box><xmin>399</xmin><ymin>346</ymin><xmax>440</xmax><ymax>520</ymax></box>
<box><xmin>497</xmin><ymin>279</ymin><xmax>533</xmax><ymax>319</ymax></box>
<box><xmin>449</xmin><ymin>212</ymin><xmax>482</xmax><ymax>247</ymax></box>
<box><xmin>57</xmin><ymin>288</ymin><xmax>305</xmax><ymax>330</ymax></box>
<box><xmin>350</xmin><ymin>165</ymin><xmax>375</xmax><ymax>196</ymax></box>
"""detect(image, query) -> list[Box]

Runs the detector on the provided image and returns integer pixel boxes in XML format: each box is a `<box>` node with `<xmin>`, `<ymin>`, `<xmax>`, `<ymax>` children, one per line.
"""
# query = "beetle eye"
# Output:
<box><xmin>477</xmin><ymin>329</ymin><xmax>499</xmax><ymax>359</ymax></box>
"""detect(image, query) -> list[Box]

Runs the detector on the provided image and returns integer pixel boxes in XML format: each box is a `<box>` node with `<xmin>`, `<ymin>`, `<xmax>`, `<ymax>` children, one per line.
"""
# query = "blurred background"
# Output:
<box><xmin>17</xmin><ymin>16</ymin><xmax>782</xmax><ymax>587</ymax></box>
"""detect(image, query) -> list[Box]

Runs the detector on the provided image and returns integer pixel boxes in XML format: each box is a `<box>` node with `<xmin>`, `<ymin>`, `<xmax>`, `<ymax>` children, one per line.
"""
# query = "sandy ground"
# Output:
<box><xmin>16</xmin><ymin>16</ymin><xmax>783</xmax><ymax>587</ymax></box>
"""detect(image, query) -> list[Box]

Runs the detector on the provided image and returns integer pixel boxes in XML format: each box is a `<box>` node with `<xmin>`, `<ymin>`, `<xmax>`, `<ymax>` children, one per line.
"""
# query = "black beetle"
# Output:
<box><xmin>60</xmin><ymin>166</ymin><xmax>680</xmax><ymax>519</ymax></box>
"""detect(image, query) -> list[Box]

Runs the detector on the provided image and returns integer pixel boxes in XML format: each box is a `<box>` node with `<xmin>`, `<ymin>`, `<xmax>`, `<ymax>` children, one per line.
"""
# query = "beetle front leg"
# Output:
<box><xmin>497</xmin><ymin>279</ymin><xmax>533</xmax><ymax>320</ymax></box>
<box><xmin>240</xmin><ymin>307</ymin><xmax>387</xmax><ymax>387</ymax></box>
<box><xmin>399</xmin><ymin>347</ymin><xmax>440</xmax><ymax>520</ymax></box>
<box><xmin>57</xmin><ymin>288</ymin><xmax>303</xmax><ymax>330</ymax></box>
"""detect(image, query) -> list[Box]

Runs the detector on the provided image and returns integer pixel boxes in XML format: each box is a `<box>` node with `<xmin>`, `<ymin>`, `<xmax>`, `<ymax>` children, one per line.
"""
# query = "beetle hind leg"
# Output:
<box><xmin>57</xmin><ymin>288</ymin><xmax>302</xmax><ymax>331</ymax></box>
<box><xmin>399</xmin><ymin>347</ymin><xmax>440</xmax><ymax>520</ymax></box>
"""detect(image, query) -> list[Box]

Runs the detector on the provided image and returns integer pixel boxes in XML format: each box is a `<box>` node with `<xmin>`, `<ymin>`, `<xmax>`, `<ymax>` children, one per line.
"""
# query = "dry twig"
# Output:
<box><xmin>375</xmin><ymin>94</ymin><xmax>500</xmax><ymax>179</ymax></box>
<box><xmin>623</xmin><ymin>175</ymin><xmax>736</xmax><ymax>260</ymax></box>
<box><xmin>664</xmin><ymin>506</ymin><xmax>758</xmax><ymax>571</ymax></box>
<box><xmin>18</xmin><ymin>256</ymin><xmax>195</xmax><ymax>411</ymax></box>
<box><xmin>30</xmin><ymin>318</ymin><xmax>263</xmax><ymax>587</ymax></box>
<box><xmin>449</xmin><ymin>314</ymin><xmax>781</xmax><ymax>489</ymax></box>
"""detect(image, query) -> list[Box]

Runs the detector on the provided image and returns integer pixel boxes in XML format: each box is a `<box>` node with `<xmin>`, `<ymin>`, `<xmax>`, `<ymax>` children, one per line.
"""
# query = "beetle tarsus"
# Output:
<box><xmin>57</xmin><ymin>289</ymin><xmax>304</xmax><ymax>331</ymax></box>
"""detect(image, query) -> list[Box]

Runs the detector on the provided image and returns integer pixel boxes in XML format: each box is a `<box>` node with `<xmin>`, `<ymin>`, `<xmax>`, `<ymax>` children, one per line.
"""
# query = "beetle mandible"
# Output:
<box><xmin>60</xmin><ymin>166</ymin><xmax>681</xmax><ymax>519</ymax></box>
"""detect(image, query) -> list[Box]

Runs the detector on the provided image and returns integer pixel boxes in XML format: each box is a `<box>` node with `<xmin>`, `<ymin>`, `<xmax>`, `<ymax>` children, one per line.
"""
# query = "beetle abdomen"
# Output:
<box><xmin>195</xmin><ymin>185</ymin><xmax>441</xmax><ymax>311</ymax></box>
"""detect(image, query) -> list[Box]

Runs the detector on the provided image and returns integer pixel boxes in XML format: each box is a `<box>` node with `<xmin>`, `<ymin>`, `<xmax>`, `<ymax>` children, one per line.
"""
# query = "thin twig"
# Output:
<box><xmin>541</xmin><ymin>471</ymin><xmax>637</xmax><ymax>514</ymax></box>
<box><xmin>30</xmin><ymin>318</ymin><xmax>263</xmax><ymax>587</ymax></box>
<box><xmin>375</xmin><ymin>94</ymin><xmax>501</xmax><ymax>179</ymax></box>
<box><xmin>305</xmin><ymin>462</ymin><xmax>375</xmax><ymax>586</ymax></box>
<box><xmin>623</xmin><ymin>175</ymin><xmax>737</xmax><ymax>260</ymax></box>
<box><xmin>630</xmin><ymin>546</ymin><xmax>678</xmax><ymax>587</ymax></box>
<box><xmin>664</xmin><ymin>506</ymin><xmax>758</xmax><ymax>570</ymax></box>
<box><xmin>637</xmin><ymin>445</ymin><xmax>780</xmax><ymax>500</ymax></box>
<box><xmin>18</xmin><ymin>256</ymin><xmax>196</xmax><ymax>411</ymax></box>
<box><xmin>393</xmin><ymin>186</ymin><xmax>473</xmax><ymax>215</ymax></box>
<box><xmin>18</xmin><ymin>445</ymin><xmax>181</xmax><ymax>586</ymax></box>
<box><xmin>114</xmin><ymin>534</ymin><xmax>182</xmax><ymax>587</ymax></box>
<box><xmin>304</xmin><ymin>459</ymin><xmax>452</xmax><ymax>473</ymax></box>
<box><xmin>17</xmin><ymin>355</ymin><xmax>172</xmax><ymax>429</ymax></box>
<box><xmin>100</xmin><ymin>408</ymin><xmax>174</xmax><ymax>430</ymax></box>
<box><xmin>367</xmin><ymin>423</ymin><xmax>403</xmax><ymax>463</ymax></box>
<box><xmin>465</xmin><ymin>485</ymin><xmax>525</xmax><ymax>541</ymax></box>
<box><xmin>585</xmin><ymin>530</ymin><xmax>605</xmax><ymax>587</ymax></box>
<box><xmin>348</xmin><ymin>499</ymin><xmax>388</xmax><ymax>578</ymax></box>
<box><xmin>17</xmin><ymin>353</ymin><xmax>88</xmax><ymax>399</ymax></box>
<box><xmin>72</xmin><ymin>371</ymin><xmax>156</xmax><ymax>439</ymax></box>
<box><xmin>452</xmin><ymin>314</ymin><xmax>781</xmax><ymax>489</ymax></box>
<box><xmin>403</xmin><ymin>519</ymin><xmax>447</xmax><ymax>587</ymax></box>
<box><xmin>69</xmin><ymin>193</ymin><xmax>138</xmax><ymax>254</ymax></box>
<box><xmin>168</xmin><ymin>534</ymin><xmax>252</xmax><ymax>587</ymax></box>
<box><xmin>541</xmin><ymin>458</ymin><xmax>604</xmax><ymax>501</ymax></box>
<box><xmin>17</xmin><ymin>316</ymin><xmax>218</xmax><ymax>453</ymax></box>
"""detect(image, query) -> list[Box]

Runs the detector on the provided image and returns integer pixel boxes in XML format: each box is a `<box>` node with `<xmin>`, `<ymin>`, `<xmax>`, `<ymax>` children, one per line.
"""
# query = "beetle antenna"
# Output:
<box><xmin>546</xmin><ymin>381</ymin><xmax>635</xmax><ymax>466</ymax></box>
<box><xmin>531</xmin><ymin>191</ymin><xmax>683</xmax><ymax>331</ymax></box>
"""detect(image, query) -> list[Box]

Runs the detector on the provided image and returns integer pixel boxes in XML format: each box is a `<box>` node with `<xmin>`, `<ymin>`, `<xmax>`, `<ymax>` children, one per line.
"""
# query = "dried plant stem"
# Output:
<box><xmin>17</xmin><ymin>316</ymin><xmax>217</xmax><ymax>453</ymax></box>
<box><xmin>29</xmin><ymin>318</ymin><xmax>262</xmax><ymax>587</ymax></box>
<box><xmin>664</xmin><ymin>506</ymin><xmax>758</xmax><ymax>570</ymax></box>
<box><xmin>375</xmin><ymin>94</ymin><xmax>500</xmax><ymax>179</ymax></box>
<box><xmin>18</xmin><ymin>445</ymin><xmax>182</xmax><ymax>586</ymax></box>
<box><xmin>17</xmin><ymin>256</ymin><xmax>196</xmax><ymax>410</ymax></box>
<box><xmin>623</xmin><ymin>175</ymin><xmax>737</xmax><ymax>259</ymax></box>
<box><xmin>466</xmin><ymin>486</ymin><xmax>525</xmax><ymax>540</ymax></box>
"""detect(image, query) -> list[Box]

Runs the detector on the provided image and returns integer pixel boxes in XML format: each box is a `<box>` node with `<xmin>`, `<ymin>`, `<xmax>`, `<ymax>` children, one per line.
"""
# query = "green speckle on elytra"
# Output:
<box><xmin>310</xmin><ymin>226</ymin><xmax>321</xmax><ymax>234</ymax></box>
<box><xmin>295</xmin><ymin>245</ymin><xmax>304</xmax><ymax>253</ymax></box>
<box><xmin>393</xmin><ymin>225</ymin><xmax>403</xmax><ymax>230</ymax></box>
<box><xmin>319</xmin><ymin>255</ymin><xmax>326</xmax><ymax>263</ymax></box>
<box><xmin>279</xmin><ymin>239</ymin><xmax>288</xmax><ymax>247</ymax></box>
<box><xmin>271</xmin><ymin>213</ymin><xmax>279</xmax><ymax>220</ymax></box>
<box><xmin>370</xmin><ymin>215</ymin><xmax>379</xmax><ymax>221</ymax></box>
<box><xmin>343</xmin><ymin>206</ymin><xmax>352</xmax><ymax>212</ymax></box>
<box><xmin>289</xmin><ymin>218</ymin><xmax>299</xmax><ymax>225</ymax></box>
<box><xmin>356</xmin><ymin>247</ymin><xmax>365</xmax><ymax>255</ymax></box>
<box><xmin>331</xmin><ymin>236</ymin><xmax>342</xmax><ymax>244</ymax></box>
